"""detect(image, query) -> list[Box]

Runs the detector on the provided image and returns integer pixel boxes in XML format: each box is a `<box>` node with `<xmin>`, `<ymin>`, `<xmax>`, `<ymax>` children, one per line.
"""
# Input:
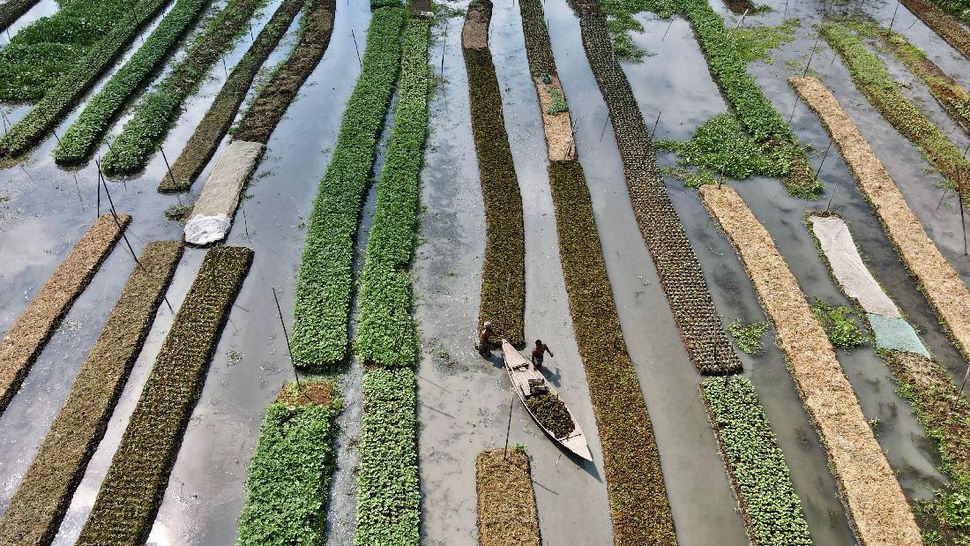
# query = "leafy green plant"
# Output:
<box><xmin>727</xmin><ymin>18</ymin><xmax>800</xmax><ymax>63</ymax></box>
<box><xmin>290</xmin><ymin>7</ymin><xmax>406</xmax><ymax>369</ymax></box>
<box><xmin>701</xmin><ymin>376</ymin><xmax>812</xmax><ymax>545</ymax></box>
<box><xmin>811</xmin><ymin>299</ymin><xmax>868</xmax><ymax>350</ymax></box>
<box><xmin>0</xmin><ymin>0</ymin><xmax>41</xmax><ymax>34</ymax></box>
<box><xmin>728</xmin><ymin>318</ymin><xmax>769</xmax><ymax>354</ymax></box>
<box><xmin>546</xmin><ymin>86</ymin><xmax>568</xmax><ymax>114</ymax></box>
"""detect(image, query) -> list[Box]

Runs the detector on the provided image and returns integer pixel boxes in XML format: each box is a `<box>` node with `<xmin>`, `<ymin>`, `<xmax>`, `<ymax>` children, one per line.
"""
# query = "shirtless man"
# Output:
<box><xmin>531</xmin><ymin>339</ymin><xmax>554</xmax><ymax>370</ymax></box>
<box><xmin>478</xmin><ymin>321</ymin><xmax>497</xmax><ymax>355</ymax></box>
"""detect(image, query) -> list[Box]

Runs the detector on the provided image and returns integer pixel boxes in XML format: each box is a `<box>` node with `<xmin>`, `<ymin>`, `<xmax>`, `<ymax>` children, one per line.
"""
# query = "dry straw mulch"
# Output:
<box><xmin>791</xmin><ymin>75</ymin><xmax>970</xmax><ymax>363</ymax></box>
<box><xmin>0</xmin><ymin>240</ymin><xmax>182</xmax><ymax>546</ymax></box>
<box><xmin>0</xmin><ymin>213</ymin><xmax>130</xmax><ymax>415</ymax></box>
<box><xmin>699</xmin><ymin>183</ymin><xmax>922</xmax><ymax>546</ymax></box>
<box><xmin>475</xmin><ymin>448</ymin><xmax>541</xmax><ymax>546</ymax></box>
<box><xmin>900</xmin><ymin>0</ymin><xmax>970</xmax><ymax>60</ymax></box>
<box><xmin>533</xmin><ymin>76</ymin><xmax>576</xmax><ymax>161</ymax></box>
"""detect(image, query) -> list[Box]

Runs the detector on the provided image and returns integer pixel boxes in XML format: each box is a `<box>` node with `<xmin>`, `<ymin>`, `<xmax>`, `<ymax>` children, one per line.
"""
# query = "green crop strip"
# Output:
<box><xmin>0</xmin><ymin>241</ymin><xmax>182</xmax><ymax>546</ymax></box>
<box><xmin>76</xmin><ymin>246</ymin><xmax>252</xmax><ymax>545</ymax></box>
<box><xmin>0</xmin><ymin>0</ymin><xmax>176</xmax><ymax>160</ymax></box>
<box><xmin>0</xmin><ymin>0</ymin><xmax>131</xmax><ymax>101</ymax></box>
<box><xmin>237</xmin><ymin>381</ymin><xmax>341</xmax><ymax>546</ymax></box>
<box><xmin>52</xmin><ymin>0</ymin><xmax>214</xmax><ymax>166</ymax></box>
<box><xmin>0</xmin><ymin>0</ymin><xmax>40</xmax><ymax>34</ymax></box>
<box><xmin>290</xmin><ymin>6</ymin><xmax>406</xmax><ymax>369</ymax></box>
<box><xmin>701</xmin><ymin>376</ymin><xmax>812</xmax><ymax>545</ymax></box>
<box><xmin>900</xmin><ymin>0</ymin><xmax>970</xmax><ymax>59</ymax></box>
<box><xmin>574</xmin><ymin>1</ymin><xmax>742</xmax><ymax>375</ymax></box>
<box><xmin>100</xmin><ymin>0</ymin><xmax>268</xmax><ymax>176</ymax></box>
<box><xmin>355</xmin><ymin>367</ymin><xmax>419</xmax><ymax>546</ymax></box>
<box><xmin>462</xmin><ymin>0</ymin><xmax>526</xmax><ymax>347</ymax></box>
<box><xmin>821</xmin><ymin>21</ymin><xmax>970</xmax><ymax>199</ymax></box>
<box><xmin>160</xmin><ymin>0</ymin><xmax>330</xmax><ymax>192</ymax></box>
<box><xmin>927</xmin><ymin>0</ymin><xmax>970</xmax><ymax>25</ymax></box>
<box><xmin>354</xmin><ymin>18</ymin><xmax>430</xmax><ymax>367</ymax></box>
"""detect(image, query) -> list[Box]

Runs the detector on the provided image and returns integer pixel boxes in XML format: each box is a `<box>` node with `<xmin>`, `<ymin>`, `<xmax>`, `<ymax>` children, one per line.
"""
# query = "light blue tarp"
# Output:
<box><xmin>868</xmin><ymin>314</ymin><xmax>930</xmax><ymax>357</ymax></box>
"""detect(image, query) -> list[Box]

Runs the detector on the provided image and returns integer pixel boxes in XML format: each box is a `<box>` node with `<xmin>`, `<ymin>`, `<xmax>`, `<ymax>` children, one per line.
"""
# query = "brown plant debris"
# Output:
<box><xmin>76</xmin><ymin>246</ymin><xmax>253</xmax><ymax>545</ymax></box>
<box><xmin>0</xmin><ymin>213</ymin><xmax>130</xmax><ymax>415</ymax></box>
<box><xmin>475</xmin><ymin>448</ymin><xmax>541</xmax><ymax>546</ymax></box>
<box><xmin>275</xmin><ymin>379</ymin><xmax>334</xmax><ymax>407</ymax></box>
<box><xmin>699</xmin><ymin>183</ymin><xmax>921</xmax><ymax>545</ymax></box>
<box><xmin>791</xmin><ymin>75</ymin><xmax>970</xmax><ymax>364</ymax></box>
<box><xmin>533</xmin><ymin>75</ymin><xmax>576</xmax><ymax>161</ymax></box>
<box><xmin>0</xmin><ymin>241</ymin><xmax>182</xmax><ymax>546</ymax></box>
<box><xmin>900</xmin><ymin>0</ymin><xmax>970</xmax><ymax>60</ymax></box>
<box><xmin>525</xmin><ymin>393</ymin><xmax>574</xmax><ymax>438</ymax></box>
<box><xmin>463</xmin><ymin>0</ymin><xmax>526</xmax><ymax>346</ymax></box>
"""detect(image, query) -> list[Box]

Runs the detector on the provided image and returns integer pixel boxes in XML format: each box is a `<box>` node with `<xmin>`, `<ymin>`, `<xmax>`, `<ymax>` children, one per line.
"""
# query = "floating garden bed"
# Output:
<box><xmin>0</xmin><ymin>213</ymin><xmax>129</xmax><ymax>415</ymax></box>
<box><xmin>475</xmin><ymin>448</ymin><xmax>541</xmax><ymax>546</ymax></box>
<box><xmin>900</xmin><ymin>0</ymin><xmax>970</xmax><ymax>59</ymax></box>
<box><xmin>0</xmin><ymin>0</ymin><xmax>176</xmax><ymax>160</ymax></box>
<box><xmin>821</xmin><ymin>21</ymin><xmax>970</xmax><ymax>198</ymax></box>
<box><xmin>354</xmin><ymin>18</ymin><xmax>430</xmax><ymax>367</ymax></box>
<box><xmin>462</xmin><ymin>0</ymin><xmax>526</xmax><ymax>347</ymax></box>
<box><xmin>0</xmin><ymin>241</ymin><xmax>182</xmax><ymax>546</ymax></box>
<box><xmin>791</xmin><ymin>75</ymin><xmax>970</xmax><ymax>363</ymax></box>
<box><xmin>0</xmin><ymin>0</ymin><xmax>41</xmax><ymax>34</ymax></box>
<box><xmin>574</xmin><ymin>1</ymin><xmax>743</xmax><ymax>376</ymax></box>
<box><xmin>75</xmin><ymin>245</ymin><xmax>252</xmax><ymax>545</ymax></box>
<box><xmin>159</xmin><ymin>0</ymin><xmax>329</xmax><ymax>192</ymax></box>
<box><xmin>701</xmin><ymin>376</ymin><xmax>812</xmax><ymax>546</ymax></box>
<box><xmin>100</xmin><ymin>0</ymin><xmax>267</xmax><ymax>176</ymax></box>
<box><xmin>237</xmin><ymin>381</ymin><xmax>341</xmax><ymax>546</ymax></box>
<box><xmin>290</xmin><ymin>6</ymin><xmax>406</xmax><ymax>369</ymax></box>
<box><xmin>699</xmin><ymin>183</ymin><xmax>921</xmax><ymax>545</ymax></box>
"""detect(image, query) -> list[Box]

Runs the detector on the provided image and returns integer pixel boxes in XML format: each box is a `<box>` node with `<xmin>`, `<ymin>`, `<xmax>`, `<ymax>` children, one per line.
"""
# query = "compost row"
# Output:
<box><xmin>0</xmin><ymin>213</ymin><xmax>129</xmax><ymax>415</ymax></box>
<box><xmin>475</xmin><ymin>448</ymin><xmax>541</xmax><ymax>546</ymax></box>
<box><xmin>75</xmin><ymin>245</ymin><xmax>252</xmax><ymax>545</ymax></box>
<box><xmin>0</xmin><ymin>241</ymin><xmax>183</xmax><ymax>546</ymax></box>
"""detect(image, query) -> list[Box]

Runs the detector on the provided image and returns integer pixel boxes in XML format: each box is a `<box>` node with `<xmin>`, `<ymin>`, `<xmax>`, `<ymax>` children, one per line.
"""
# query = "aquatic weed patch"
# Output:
<box><xmin>0</xmin><ymin>241</ymin><xmax>182</xmax><ymax>546</ymax></box>
<box><xmin>810</xmin><ymin>299</ymin><xmax>868</xmax><ymax>350</ymax></box>
<box><xmin>475</xmin><ymin>448</ymin><xmax>541</xmax><ymax>546</ymax></box>
<box><xmin>576</xmin><ymin>6</ymin><xmax>742</xmax><ymax>375</ymax></box>
<box><xmin>355</xmin><ymin>367</ymin><xmax>419</xmax><ymax>546</ymax></box>
<box><xmin>100</xmin><ymin>0</ymin><xmax>268</xmax><ymax>176</ymax></box>
<box><xmin>237</xmin><ymin>381</ymin><xmax>341</xmax><ymax>546</ymax></box>
<box><xmin>900</xmin><ymin>0</ymin><xmax>970</xmax><ymax>59</ymax></box>
<box><xmin>354</xmin><ymin>18</ymin><xmax>430</xmax><ymax>367</ymax></box>
<box><xmin>0</xmin><ymin>213</ymin><xmax>129</xmax><ymax>415</ymax></box>
<box><xmin>727</xmin><ymin>318</ymin><xmax>769</xmax><ymax>354</ymax></box>
<box><xmin>52</xmin><ymin>0</ymin><xmax>214</xmax><ymax>166</ymax></box>
<box><xmin>76</xmin><ymin>246</ymin><xmax>252</xmax><ymax>545</ymax></box>
<box><xmin>0</xmin><ymin>0</ymin><xmax>176</xmax><ymax>160</ymax></box>
<box><xmin>290</xmin><ymin>7</ymin><xmax>406</xmax><ymax>369</ymax></box>
<box><xmin>728</xmin><ymin>18</ymin><xmax>800</xmax><ymax>63</ymax></box>
<box><xmin>158</xmin><ymin>0</ymin><xmax>316</xmax><ymax>191</ymax></box>
<box><xmin>701</xmin><ymin>376</ymin><xmax>811</xmax><ymax>545</ymax></box>
<box><xmin>463</xmin><ymin>0</ymin><xmax>526</xmax><ymax>347</ymax></box>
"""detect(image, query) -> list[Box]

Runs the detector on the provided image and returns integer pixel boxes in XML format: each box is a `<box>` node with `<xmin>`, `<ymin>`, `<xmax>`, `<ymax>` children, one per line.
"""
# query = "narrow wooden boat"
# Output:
<box><xmin>501</xmin><ymin>339</ymin><xmax>592</xmax><ymax>461</ymax></box>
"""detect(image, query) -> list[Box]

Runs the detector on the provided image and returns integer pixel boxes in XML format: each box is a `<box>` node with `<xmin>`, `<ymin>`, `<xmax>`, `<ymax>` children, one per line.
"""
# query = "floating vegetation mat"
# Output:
<box><xmin>791</xmin><ymin>75</ymin><xmax>970</xmax><ymax>364</ymax></box>
<box><xmin>900</xmin><ymin>0</ymin><xmax>970</xmax><ymax>59</ymax></box>
<box><xmin>463</xmin><ymin>0</ymin><xmax>526</xmax><ymax>347</ymax></box>
<box><xmin>0</xmin><ymin>0</ymin><xmax>40</xmax><ymax>34</ymax></box>
<box><xmin>76</xmin><ymin>246</ymin><xmax>252</xmax><ymax>545</ymax></box>
<box><xmin>0</xmin><ymin>241</ymin><xmax>182</xmax><ymax>546</ymax></box>
<box><xmin>699</xmin><ymin>183</ymin><xmax>921</xmax><ymax>545</ymax></box>
<box><xmin>701</xmin><ymin>376</ymin><xmax>811</xmax><ymax>545</ymax></box>
<box><xmin>575</xmin><ymin>2</ymin><xmax>742</xmax><ymax>375</ymax></box>
<box><xmin>0</xmin><ymin>213</ymin><xmax>129</xmax><ymax>415</ymax></box>
<box><xmin>237</xmin><ymin>381</ymin><xmax>341</xmax><ymax>545</ymax></box>
<box><xmin>525</xmin><ymin>393</ymin><xmax>574</xmax><ymax>438</ymax></box>
<box><xmin>475</xmin><ymin>448</ymin><xmax>541</xmax><ymax>546</ymax></box>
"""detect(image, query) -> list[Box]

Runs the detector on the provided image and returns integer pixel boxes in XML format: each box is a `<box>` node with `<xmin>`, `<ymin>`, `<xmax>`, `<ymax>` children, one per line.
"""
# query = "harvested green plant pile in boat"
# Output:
<box><xmin>526</xmin><ymin>393</ymin><xmax>574</xmax><ymax>438</ymax></box>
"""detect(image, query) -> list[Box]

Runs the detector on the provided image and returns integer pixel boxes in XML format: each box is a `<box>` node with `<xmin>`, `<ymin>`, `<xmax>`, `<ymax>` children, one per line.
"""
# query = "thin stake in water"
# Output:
<box><xmin>599</xmin><ymin>116</ymin><xmax>610</xmax><ymax>142</ymax></box>
<box><xmin>351</xmin><ymin>29</ymin><xmax>362</xmax><ymax>68</ymax></box>
<box><xmin>272</xmin><ymin>287</ymin><xmax>302</xmax><ymax>391</ymax></box>
<box><xmin>803</xmin><ymin>30</ymin><xmax>821</xmax><ymax>77</ymax></box>
<box><xmin>160</xmin><ymin>147</ymin><xmax>177</xmax><ymax>186</ymax></box>
<box><xmin>503</xmin><ymin>395</ymin><xmax>514</xmax><ymax>459</ymax></box>
<box><xmin>888</xmin><ymin>0</ymin><xmax>900</xmax><ymax>31</ymax></box>
<box><xmin>651</xmin><ymin>111</ymin><xmax>662</xmax><ymax>139</ymax></box>
<box><xmin>815</xmin><ymin>140</ymin><xmax>833</xmax><ymax>178</ymax></box>
<box><xmin>662</xmin><ymin>18</ymin><xmax>674</xmax><ymax>42</ymax></box>
<box><xmin>733</xmin><ymin>8</ymin><xmax>749</xmax><ymax>30</ymax></box>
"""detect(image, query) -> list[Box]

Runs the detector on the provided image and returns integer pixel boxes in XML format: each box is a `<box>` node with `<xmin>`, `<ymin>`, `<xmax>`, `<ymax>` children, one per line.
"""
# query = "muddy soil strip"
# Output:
<box><xmin>74</xmin><ymin>246</ymin><xmax>252</xmax><ymax>545</ymax></box>
<box><xmin>0</xmin><ymin>0</ymin><xmax>40</xmax><ymax>33</ymax></box>
<box><xmin>158</xmin><ymin>0</ymin><xmax>326</xmax><ymax>192</ymax></box>
<box><xmin>52</xmin><ymin>0</ymin><xmax>216</xmax><ymax>166</ymax></box>
<box><xmin>0</xmin><ymin>241</ymin><xmax>182</xmax><ymax>546</ymax></box>
<box><xmin>790</xmin><ymin>75</ymin><xmax>970</xmax><ymax>364</ymax></box>
<box><xmin>0</xmin><ymin>0</ymin><xmax>175</xmax><ymax>160</ymax></box>
<box><xmin>354</xmin><ymin>17</ymin><xmax>429</xmax><ymax>367</ymax></box>
<box><xmin>884</xmin><ymin>350</ymin><xmax>970</xmax><ymax>542</ymax></box>
<box><xmin>822</xmin><ymin>22</ymin><xmax>970</xmax><ymax>198</ymax></box>
<box><xmin>900</xmin><ymin>0</ymin><xmax>970</xmax><ymax>60</ymax></box>
<box><xmin>100</xmin><ymin>0</ymin><xmax>267</xmax><ymax>176</ymax></box>
<box><xmin>236</xmin><ymin>381</ymin><xmax>341</xmax><ymax>545</ymax></box>
<box><xmin>0</xmin><ymin>213</ymin><xmax>130</xmax><ymax>416</ymax></box>
<box><xmin>462</xmin><ymin>0</ymin><xmax>525</xmax><ymax>347</ymax></box>
<box><xmin>515</xmin><ymin>1</ymin><xmax>676</xmax><ymax>543</ymax></box>
<box><xmin>573</xmin><ymin>1</ymin><xmax>742</xmax><ymax>376</ymax></box>
<box><xmin>700</xmin><ymin>376</ymin><xmax>811</xmax><ymax>545</ymax></box>
<box><xmin>290</xmin><ymin>7</ymin><xmax>406</xmax><ymax>369</ymax></box>
<box><xmin>699</xmin><ymin>183</ymin><xmax>921</xmax><ymax>545</ymax></box>
<box><xmin>475</xmin><ymin>448</ymin><xmax>541</xmax><ymax>546</ymax></box>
